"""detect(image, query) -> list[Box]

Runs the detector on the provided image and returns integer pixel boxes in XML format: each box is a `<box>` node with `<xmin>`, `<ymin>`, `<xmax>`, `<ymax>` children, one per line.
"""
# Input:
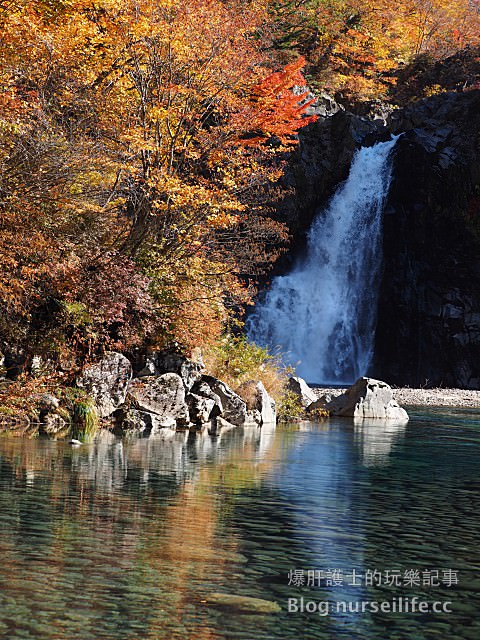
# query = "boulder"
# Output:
<box><xmin>29</xmin><ymin>392</ymin><xmax>60</xmax><ymax>420</ymax></box>
<box><xmin>77</xmin><ymin>352</ymin><xmax>132</xmax><ymax>418</ymax></box>
<box><xmin>38</xmin><ymin>393</ymin><xmax>60</xmax><ymax>412</ymax></box>
<box><xmin>307</xmin><ymin>393</ymin><xmax>334</xmax><ymax>413</ymax></box>
<box><xmin>326</xmin><ymin>377</ymin><xmax>409</xmax><ymax>421</ymax></box>
<box><xmin>137</xmin><ymin>350</ymin><xmax>204</xmax><ymax>390</ymax></box>
<box><xmin>236</xmin><ymin>380</ymin><xmax>276</xmax><ymax>425</ymax></box>
<box><xmin>126</xmin><ymin>373</ymin><xmax>190</xmax><ymax>427</ymax></box>
<box><xmin>191</xmin><ymin>381</ymin><xmax>223</xmax><ymax>412</ymax></box>
<box><xmin>200</xmin><ymin>375</ymin><xmax>247</xmax><ymax>426</ymax></box>
<box><xmin>115</xmin><ymin>408</ymin><xmax>175</xmax><ymax>435</ymax></box>
<box><xmin>287</xmin><ymin>376</ymin><xmax>317</xmax><ymax>407</ymax></box>
<box><xmin>186</xmin><ymin>393</ymin><xmax>218</xmax><ymax>424</ymax></box>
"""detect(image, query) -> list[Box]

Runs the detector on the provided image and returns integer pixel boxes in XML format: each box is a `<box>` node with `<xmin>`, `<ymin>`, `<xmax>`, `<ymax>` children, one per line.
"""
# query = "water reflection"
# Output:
<box><xmin>0</xmin><ymin>425</ymin><xmax>286</xmax><ymax>640</ymax></box>
<box><xmin>1</xmin><ymin>412</ymin><xmax>480</xmax><ymax>640</ymax></box>
<box><xmin>353</xmin><ymin>419</ymin><xmax>407</xmax><ymax>467</ymax></box>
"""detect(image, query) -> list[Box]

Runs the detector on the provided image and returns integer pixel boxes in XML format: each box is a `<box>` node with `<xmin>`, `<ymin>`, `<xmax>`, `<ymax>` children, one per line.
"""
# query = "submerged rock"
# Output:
<box><xmin>205</xmin><ymin>593</ymin><xmax>281</xmax><ymax>614</ymax></box>
<box><xmin>327</xmin><ymin>377</ymin><xmax>409</xmax><ymax>421</ymax></box>
<box><xmin>77</xmin><ymin>352</ymin><xmax>132</xmax><ymax>418</ymax></box>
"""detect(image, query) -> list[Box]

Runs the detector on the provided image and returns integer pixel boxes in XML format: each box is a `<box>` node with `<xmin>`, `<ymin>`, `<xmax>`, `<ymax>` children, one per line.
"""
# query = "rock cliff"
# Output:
<box><xmin>374</xmin><ymin>90</ymin><xmax>480</xmax><ymax>388</ymax></box>
<box><xmin>280</xmin><ymin>89</ymin><xmax>480</xmax><ymax>388</ymax></box>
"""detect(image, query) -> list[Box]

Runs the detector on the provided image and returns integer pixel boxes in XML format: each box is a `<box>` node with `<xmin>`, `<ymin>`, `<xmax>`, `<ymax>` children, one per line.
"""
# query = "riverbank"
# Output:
<box><xmin>314</xmin><ymin>387</ymin><xmax>480</xmax><ymax>408</ymax></box>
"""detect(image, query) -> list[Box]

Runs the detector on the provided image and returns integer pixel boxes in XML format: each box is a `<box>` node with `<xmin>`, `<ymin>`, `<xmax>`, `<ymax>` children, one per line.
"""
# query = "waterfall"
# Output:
<box><xmin>247</xmin><ymin>137</ymin><xmax>398</xmax><ymax>384</ymax></box>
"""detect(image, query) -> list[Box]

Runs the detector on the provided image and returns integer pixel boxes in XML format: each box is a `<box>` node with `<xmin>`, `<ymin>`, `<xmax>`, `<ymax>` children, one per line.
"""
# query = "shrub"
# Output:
<box><xmin>203</xmin><ymin>334</ymin><xmax>287</xmax><ymax>402</ymax></box>
<box><xmin>61</xmin><ymin>388</ymin><xmax>99</xmax><ymax>442</ymax></box>
<box><xmin>276</xmin><ymin>389</ymin><xmax>305</xmax><ymax>422</ymax></box>
<box><xmin>71</xmin><ymin>397</ymin><xmax>99</xmax><ymax>442</ymax></box>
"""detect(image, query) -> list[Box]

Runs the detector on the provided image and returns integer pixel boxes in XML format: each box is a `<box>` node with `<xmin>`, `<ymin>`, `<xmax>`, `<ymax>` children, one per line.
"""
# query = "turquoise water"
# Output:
<box><xmin>0</xmin><ymin>409</ymin><xmax>479</xmax><ymax>639</ymax></box>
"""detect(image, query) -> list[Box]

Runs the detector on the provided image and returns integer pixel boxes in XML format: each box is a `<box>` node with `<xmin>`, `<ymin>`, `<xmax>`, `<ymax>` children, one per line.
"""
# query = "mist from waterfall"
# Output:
<box><xmin>247</xmin><ymin>138</ymin><xmax>398</xmax><ymax>384</ymax></box>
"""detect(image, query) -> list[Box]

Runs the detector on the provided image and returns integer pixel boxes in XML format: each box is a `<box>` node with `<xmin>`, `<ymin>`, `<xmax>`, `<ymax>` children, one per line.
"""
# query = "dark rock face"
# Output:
<box><xmin>278</xmin><ymin>89</ymin><xmax>480</xmax><ymax>389</ymax></box>
<box><xmin>373</xmin><ymin>91</ymin><xmax>480</xmax><ymax>388</ymax></box>
<box><xmin>390</xmin><ymin>47</ymin><xmax>480</xmax><ymax>105</ymax></box>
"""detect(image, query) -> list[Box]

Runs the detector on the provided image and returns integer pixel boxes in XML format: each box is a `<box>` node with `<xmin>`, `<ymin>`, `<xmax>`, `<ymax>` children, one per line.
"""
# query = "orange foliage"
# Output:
<box><xmin>277</xmin><ymin>0</ymin><xmax>480</xmax><ymax>103</ymax></box>
<box><xmin>237</xmin><ymin>56</ymin><xmax>318</xmax><ymax>146</ymax></box>
<box><xmin>0</xmin><ymin>0</ymin><xmax>312</xmax><ymax>371</ymax></box>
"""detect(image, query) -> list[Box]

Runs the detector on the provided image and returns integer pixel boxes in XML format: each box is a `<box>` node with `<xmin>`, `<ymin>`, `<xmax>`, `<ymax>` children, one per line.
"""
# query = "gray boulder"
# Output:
<box><xmin>326</xmin><ymin>377</ymin><xmax>409</xmax><ymax>421</ymax></box>
<box><xmin>137</xmin><ymin>351</ymin><xmax>204</xmax><ymax>390</ymax></box>
<box><xmin>115</xmin><ymin>408</ymin><xmax>175</xmax><ymax>435</ymax></box>
<box><xmin>77</xmin><ymin>352</ymin><xmax>132</xmax><ymax>418</ymax></box>
<box><xmin>191</xmin><ymin>381</ymin><xmax>223</xmax><ymax>412</ymax></box>
<box><xmin>287</xmin><ymin>376</ymin><xmax>317</xmax><ymax>407</ymax></box>
<box><xmin>186</xmin><ymin>393</ymin><xmax>218</xmax><ymax>424</ymax></box>
<box><xmin>29</xmin><ymin>392</ymin><xmax>60</xmax><ymax>422</ymax></box>
<box><xmin>200</xmin><ymin>375</ymin><xmax>247</xmax><ymax>426</ymax></box>
<box><xmin>126</xmin><ymin>373</ymin><xmax>190</xmax><ymax>427</ymax></box>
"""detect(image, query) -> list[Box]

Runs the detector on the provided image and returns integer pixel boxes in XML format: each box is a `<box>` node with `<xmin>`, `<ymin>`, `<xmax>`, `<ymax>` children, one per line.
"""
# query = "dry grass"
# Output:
<box><xmin>203</xmin><ymin>334</ymin><xmax>288</xmax><ymax>403</ymax></box>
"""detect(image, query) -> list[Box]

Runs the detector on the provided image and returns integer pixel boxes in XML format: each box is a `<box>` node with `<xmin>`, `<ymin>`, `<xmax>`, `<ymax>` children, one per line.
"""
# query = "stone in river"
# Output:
<box><xmin>205</xmin><ymin>593</ymin><xmax>281</xmax><ymax>614</ymax></box>
<box><xmin>327</xmin><ymin>377</ymin><xmax>409</xmax><ymax>421</ymax></box>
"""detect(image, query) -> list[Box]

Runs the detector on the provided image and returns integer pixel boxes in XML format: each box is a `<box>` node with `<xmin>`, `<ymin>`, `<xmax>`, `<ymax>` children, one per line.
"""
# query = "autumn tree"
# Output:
<box><xmin>0</xmin><ymin>0</ymin><xmax>316</xmax><ymax>373</ymax></box>
<box><xmin>265</xmin><ymin>0</ymin><xmax>480</xmax><ymax>105</ymax></box>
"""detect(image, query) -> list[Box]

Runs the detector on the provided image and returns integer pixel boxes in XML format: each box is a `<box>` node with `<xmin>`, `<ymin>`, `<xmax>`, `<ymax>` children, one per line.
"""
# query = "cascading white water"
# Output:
<box><xmin>247</xmin><ymin>137</ymin><xmax>398</xmax><ymax>384</ymax></box>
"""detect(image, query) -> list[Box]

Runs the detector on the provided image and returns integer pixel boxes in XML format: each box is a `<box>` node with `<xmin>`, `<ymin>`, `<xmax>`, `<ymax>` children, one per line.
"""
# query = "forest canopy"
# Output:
<box><xmin>0</xmin><ymin>0</ymin><xmax>479</xmax><ymax>377</ymax></box>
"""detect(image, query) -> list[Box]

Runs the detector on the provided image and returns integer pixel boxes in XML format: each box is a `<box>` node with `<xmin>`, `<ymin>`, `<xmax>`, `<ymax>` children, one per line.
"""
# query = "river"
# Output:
<box><xmin>0</xmin><ymin>409</ymin><xmax>479</xmax><ymax>639</ymax></box>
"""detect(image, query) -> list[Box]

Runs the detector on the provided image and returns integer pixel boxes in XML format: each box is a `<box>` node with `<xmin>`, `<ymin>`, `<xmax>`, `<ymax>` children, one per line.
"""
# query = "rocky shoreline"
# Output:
<box><xmin>3</xmin><ymin>358</ymin><xmax>480</xmax><ymax>441</ymax></box>
<box><xmin>0</xmin><ymin>350</ymin><xmax>278</xmax><ymax>438</ymax></box>
<box><xmin>314</xmin><ymin>386</ymin><xmax>480</xmax><ymax>408</ymax></box>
